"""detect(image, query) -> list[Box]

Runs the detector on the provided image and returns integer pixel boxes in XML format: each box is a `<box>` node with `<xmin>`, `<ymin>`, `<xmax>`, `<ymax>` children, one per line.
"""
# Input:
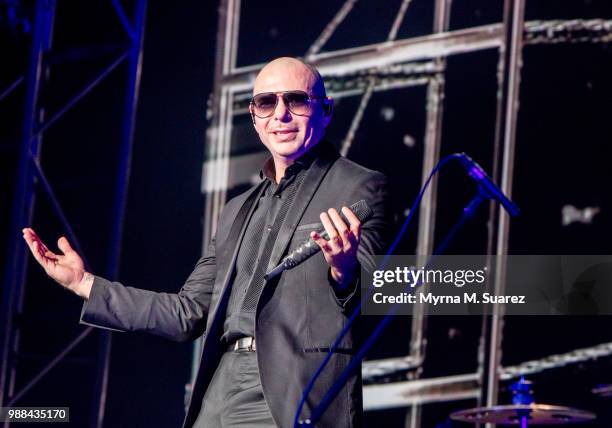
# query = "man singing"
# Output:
<box><xmin>23</xmin><ymin>57</ymin><xmax>390</xmax><ymax>427</ymax></box>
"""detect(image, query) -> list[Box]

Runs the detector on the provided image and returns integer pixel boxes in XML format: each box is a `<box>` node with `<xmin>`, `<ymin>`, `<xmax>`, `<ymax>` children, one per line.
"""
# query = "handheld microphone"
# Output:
<box><xmin>456</xmin><ymin>153</ymin><xmax>520</xmax><ymax>217</ymax></box>
<box><xmin>264</xmin><ymin>200</ymin><xmax>373</xmax><ymax>281</ymax></box>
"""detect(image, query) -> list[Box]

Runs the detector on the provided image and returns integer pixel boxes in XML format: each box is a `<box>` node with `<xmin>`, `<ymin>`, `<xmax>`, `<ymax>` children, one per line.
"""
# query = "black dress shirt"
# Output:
<box><xmin>221</xmin><ymin>146</ymin><xmax>321</xmax><ymax>343</ymax></box>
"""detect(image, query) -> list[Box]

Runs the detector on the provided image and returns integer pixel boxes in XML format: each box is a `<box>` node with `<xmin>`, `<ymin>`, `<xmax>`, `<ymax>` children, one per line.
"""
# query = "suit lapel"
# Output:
<box><xmin>188</xmin><ymin>181</ymin><xmax>267</xmax><ymax>428</ymax></box>
<box><xmin>213</xmin><ymin>181</ymin><xmax>267</xmax><ymax>315</ymax></box>
<box><xmin>266</xmin><ymin>143</ymin><xmax>339</xmax><ymax>273</ymax></box>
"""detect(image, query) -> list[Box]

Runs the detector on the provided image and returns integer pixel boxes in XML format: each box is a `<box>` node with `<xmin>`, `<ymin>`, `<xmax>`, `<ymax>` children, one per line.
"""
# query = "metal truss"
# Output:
<box><xmin>0</xmin><ymin>1</ymin><xmax>147</xmax><ymax>427</ymax></box>
<box><xmin>201</xmin><ymin>0</ymin><xmax>612</xmax><ymax>425</ymax></box>
<box><xmin>362</xmin><ymin>340</ymin><xmax>612</xmax><ymax>409</ymax></box>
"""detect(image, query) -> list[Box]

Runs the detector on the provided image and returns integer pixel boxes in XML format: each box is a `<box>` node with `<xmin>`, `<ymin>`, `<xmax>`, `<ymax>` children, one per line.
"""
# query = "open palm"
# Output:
<box><xmin>22</xmin><ymin>228</ymin><xmax>85</xmax><ymax>291</ymax></box>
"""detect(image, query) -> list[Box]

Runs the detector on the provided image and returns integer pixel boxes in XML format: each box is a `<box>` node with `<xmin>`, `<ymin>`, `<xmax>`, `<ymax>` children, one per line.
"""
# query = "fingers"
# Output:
<box><xmin>25</xmin><ymin>235</ymin><xmax>44</xmax><ymax>263</ymax></box>
<box><xmin>57</xmin><ymin>236</ymin><xmax>73</xmax><ymax>255</ymax></box>
<box><xmin>22</xmin><ymin>228</ymin><xmax>43</xmax><ymax>259</ymax></box>
<box><xmin>310</xmin><ymin>230</ymin><xmax>332</xmax><ymax>254</ymax></box>
<box><xmin>22</xmin><ymin>228</ymin><xmax>40</xmax><ymax>249</ymax></box>
<box><xmin>341</xmin><ymin>206</ymin><xmax>361</xmax><ymax>238</ymax></box>
<box><xmin>327</xmin><ymin>209</ymin><xmax>350</xmax><ymax>251</ymax></box>
<box><xmin>311</xmin><ymin>207</ymin><xmax>364</xmax><ymax>285</ymax></box>
<box><xmin>22</xmin><ymin>228</ymin><xmax>60</xmax><ymax>269</ymax></box>
<box><xmin>330</xmin><ymin>208</ymin><xmax>361</xmax><ymax>250</ymax></box>
<box><xmin>311</xmin><ymin>207</ymin><xmax>361</xmax><ymax>254</ymax></box>
<box><xmin>328</xmin><ymin>209</ymin><xmax>349</xmax><ymax>236</ymax></box>
<box><xmin>320</xmin><ymin>210</ymin><xmax>342</xmax><ymax>252</ymax></box>
<box><xmin>327</xmin><ymin>208</ymin><xmax>361</xmax><ymax>246</ymax></box>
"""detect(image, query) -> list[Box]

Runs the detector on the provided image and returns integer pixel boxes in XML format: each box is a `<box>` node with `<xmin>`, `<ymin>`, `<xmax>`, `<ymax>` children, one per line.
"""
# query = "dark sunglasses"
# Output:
<box><xmin>250</xmin><ymin>90</ymin><xmax>326</xmax><ymax>118</ymax></box>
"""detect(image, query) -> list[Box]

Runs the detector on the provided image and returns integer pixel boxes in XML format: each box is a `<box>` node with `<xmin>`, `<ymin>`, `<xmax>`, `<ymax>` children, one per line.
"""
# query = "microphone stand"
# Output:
<box><xmin>297</xmin><ymin>189</ymin><xmax>490</xmax><ymax>427</ymax></box>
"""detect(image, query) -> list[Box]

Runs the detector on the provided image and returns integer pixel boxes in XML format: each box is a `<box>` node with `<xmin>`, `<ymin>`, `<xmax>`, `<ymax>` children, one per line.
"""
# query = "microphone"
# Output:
<box><xmin>456</xmin><ymin>153</ymin><xmax>520</xmax><ymax>217</ymax></box>
<box><xmin>264</xmin><ymin>200</ymin><xmax>373</xmax><ymax>281</ymax></box>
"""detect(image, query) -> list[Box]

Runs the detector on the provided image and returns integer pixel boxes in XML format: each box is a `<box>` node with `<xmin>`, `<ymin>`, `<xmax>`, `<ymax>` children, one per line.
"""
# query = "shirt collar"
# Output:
<box><xmin>259</xmin><ymin>141</ymin><xmax>324</xmax><ymax>182</ymax></box>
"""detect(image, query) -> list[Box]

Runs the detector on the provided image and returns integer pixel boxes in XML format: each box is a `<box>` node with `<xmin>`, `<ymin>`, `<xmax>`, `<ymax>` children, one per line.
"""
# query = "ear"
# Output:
<box><xmin>323</xmin><ymin>96</ymin><xmax>334</xmax><ymax>116</ymax></box>
<box><xmin>322</xmin><ymin>96</ymin><xmax>334</xmax><ymax>126</ymax></box>
<box><xmin>248</xmin><ymin>104</ymin><xmax>256</xmax><ymax>125</ymax></box>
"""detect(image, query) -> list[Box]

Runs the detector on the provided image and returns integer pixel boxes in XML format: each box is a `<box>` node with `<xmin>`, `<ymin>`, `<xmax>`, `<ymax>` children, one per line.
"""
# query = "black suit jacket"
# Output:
<box><xmin>80</xmin><ymin>142</ymin><xmax>390</xmax><ymax>427</ymax></box>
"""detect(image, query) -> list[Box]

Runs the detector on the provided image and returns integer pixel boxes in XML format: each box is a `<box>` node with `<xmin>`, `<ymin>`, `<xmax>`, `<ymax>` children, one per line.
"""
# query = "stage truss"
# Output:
<box><xmin>1</xmin><ymin>1</ymin><xmax>147</xmax><ymax>427</ymax></box>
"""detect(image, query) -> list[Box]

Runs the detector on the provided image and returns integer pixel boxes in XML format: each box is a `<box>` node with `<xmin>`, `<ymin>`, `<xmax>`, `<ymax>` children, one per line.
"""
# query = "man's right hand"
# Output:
<box><xmin>22</xmin><ymin>228</ymin><xmax>93</xmax><ymax>299</ymax></box>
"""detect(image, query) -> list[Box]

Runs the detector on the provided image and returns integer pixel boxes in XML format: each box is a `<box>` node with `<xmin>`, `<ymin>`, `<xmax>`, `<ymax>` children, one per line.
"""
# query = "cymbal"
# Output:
<box><xmin>450</xmin><ymin>404</ymin><xmax>596</xmax><ymax>425</ymax></box>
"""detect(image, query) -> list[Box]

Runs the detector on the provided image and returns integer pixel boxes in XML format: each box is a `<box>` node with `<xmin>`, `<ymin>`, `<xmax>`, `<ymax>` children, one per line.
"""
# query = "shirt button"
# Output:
<box><xmin>275</xmin><ymin>194</ymin><xmax>281</xmax><ymax>198</ymax></box>
<box><xmin>266</xmin><ymin>226</ymin><xmax>272</xmax><ymax>231</ymax></box>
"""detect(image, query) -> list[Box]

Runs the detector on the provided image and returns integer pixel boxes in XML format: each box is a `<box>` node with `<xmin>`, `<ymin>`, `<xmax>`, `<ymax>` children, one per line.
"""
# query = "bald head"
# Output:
<box><xmin>253</xmin><ymin>57</ymin><xmax>326</xmax><ymax>97</ymax></box>
<box><xmin>249</xmin><ymin>57</ymin><xmax>333</xmax><ymax>178</ymax></box>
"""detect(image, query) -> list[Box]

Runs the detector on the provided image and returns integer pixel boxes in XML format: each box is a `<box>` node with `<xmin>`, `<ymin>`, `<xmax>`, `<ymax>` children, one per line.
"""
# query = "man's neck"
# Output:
<box><xmin>272</xmin><ymin>158</ymin><xmax>292</xmax><ymax>183</ymax></box>
<box><xmin>264</xmin><ymin>141</ymin><xmax>325</xmax><ymax>184</ymax></box>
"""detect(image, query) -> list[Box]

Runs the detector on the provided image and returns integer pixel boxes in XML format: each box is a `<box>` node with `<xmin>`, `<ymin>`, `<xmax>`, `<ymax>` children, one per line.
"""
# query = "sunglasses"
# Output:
<box><xmin>250</xmin><ymin>90</ymin><xmax>326</xmax><ymax>118</ymax></box>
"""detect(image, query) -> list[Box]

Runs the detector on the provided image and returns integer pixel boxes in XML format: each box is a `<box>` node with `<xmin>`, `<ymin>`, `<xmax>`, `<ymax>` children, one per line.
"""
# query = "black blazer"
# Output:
<box><xmin>80</xmin><ymin>142</ymin><xmax>390</xmax><ymax>427</ymax></box>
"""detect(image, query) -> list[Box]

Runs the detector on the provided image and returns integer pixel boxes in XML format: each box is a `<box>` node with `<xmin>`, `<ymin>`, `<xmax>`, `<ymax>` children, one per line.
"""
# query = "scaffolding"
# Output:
<box><xmin>200</xmin><ymin>0</ymin><xmax>612</xmax><ymax>426</ymax></box>
<box><xmin>0</xmin><ymin>1</ymin><xmax>147</xmax><ymax>426</ymax></box>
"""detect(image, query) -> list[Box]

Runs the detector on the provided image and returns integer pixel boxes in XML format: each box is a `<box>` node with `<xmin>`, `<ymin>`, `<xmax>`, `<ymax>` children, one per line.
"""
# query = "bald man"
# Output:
<box><xmin>23</xmin><ymin>57</ymin><xmax>390</xmax><ymax>427</ymax></box>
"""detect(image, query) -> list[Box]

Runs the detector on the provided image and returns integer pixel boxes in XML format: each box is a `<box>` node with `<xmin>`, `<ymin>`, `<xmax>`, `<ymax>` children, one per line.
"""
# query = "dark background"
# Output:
<box><xmin>2</xmin><ymin>1</ymin><xmax>612</xmax><ymax>427</ymax></box>
<box><xmin>1</xmin><ymin>2</ymin><xmax>214</xmax><ymax>426</ymax></box>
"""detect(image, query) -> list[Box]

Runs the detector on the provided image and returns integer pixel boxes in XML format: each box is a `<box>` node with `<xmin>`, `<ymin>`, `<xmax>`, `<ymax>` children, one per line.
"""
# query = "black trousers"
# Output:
<box><xmin>193</xmin><ymin>350</ymin><xmax>276</xmax><ymax>427</ymax></box>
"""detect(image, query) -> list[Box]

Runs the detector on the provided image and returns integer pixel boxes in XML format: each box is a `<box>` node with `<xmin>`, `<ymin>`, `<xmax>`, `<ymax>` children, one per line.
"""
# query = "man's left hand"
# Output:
<box><xmin>311</xmin><ymin>206</ymin><xmax>361</xmax><ymax>288</ymax></box>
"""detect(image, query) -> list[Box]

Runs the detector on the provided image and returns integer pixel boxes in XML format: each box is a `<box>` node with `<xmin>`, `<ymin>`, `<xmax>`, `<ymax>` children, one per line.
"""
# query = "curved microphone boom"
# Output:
<box><xmin>456</xmin><ymin>153</ymin><xmax>520</xmax><ymax>217</ymax></box>
<box><xmin>264</xmin><ymin>200</ymin><xmax>373</xmax><ymax>281</ymax></box>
